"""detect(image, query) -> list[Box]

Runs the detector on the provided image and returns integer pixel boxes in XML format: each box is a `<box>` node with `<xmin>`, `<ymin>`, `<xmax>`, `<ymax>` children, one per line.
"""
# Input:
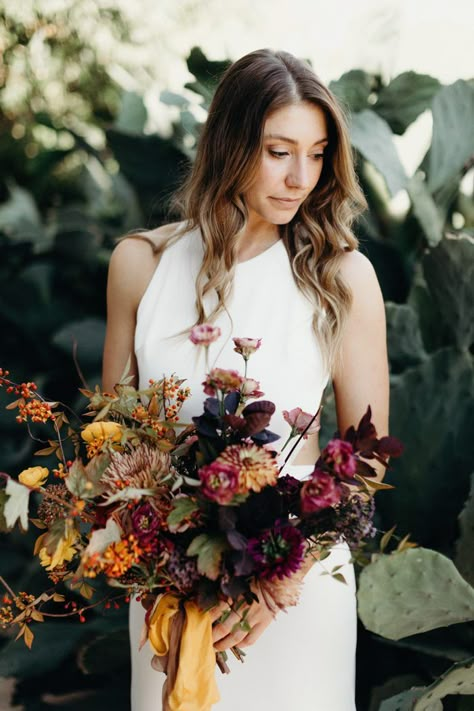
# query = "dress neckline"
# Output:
<box><xmin>235</xmin><ymin>238</ymin><xmax>284</xmax><ymax>267</ymax></box>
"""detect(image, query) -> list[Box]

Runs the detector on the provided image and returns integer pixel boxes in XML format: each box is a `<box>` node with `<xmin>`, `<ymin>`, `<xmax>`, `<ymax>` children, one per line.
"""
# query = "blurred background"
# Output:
<box><xmin>0</xmin><ymin>0</ymin><xmax>473</xmax><ymax>709</ymax></box>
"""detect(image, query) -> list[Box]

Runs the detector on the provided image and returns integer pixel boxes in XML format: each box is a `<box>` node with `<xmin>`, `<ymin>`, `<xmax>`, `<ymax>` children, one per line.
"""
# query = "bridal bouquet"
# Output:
<box><xmin>0</xmin><ymin>328</ymin><xmax>402</xmax><ymax>711</ymax></box>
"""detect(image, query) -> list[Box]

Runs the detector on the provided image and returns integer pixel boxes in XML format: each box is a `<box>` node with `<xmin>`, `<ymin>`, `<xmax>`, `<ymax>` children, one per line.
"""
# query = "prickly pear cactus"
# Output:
<box><xmin>380</xmin><ymin>688</ymin><xmax>439</xmax><ymax>710</ymax></box>
<box><xmin>385</xmin><ymin>302</ymin><xmax>427</xmax><ymax>369</ymax></box>
<box><xmin>456</xmin><ymin>473</ymin><xmax>474</xmax><ymax>587</ymax></box>
<box><xmin>358</xmin><ymin>548</ymin><xmax>474</xmax><ymax>640</ymax></box>
<box><xmin>380</xmin><ymin>657</ymin><xmax>474</xmax><ymax>710</ymax></box>
<box><xmin>422</xmin><ymin>233</ymin><xmax>474</xmax><ymax>350</ymax></box>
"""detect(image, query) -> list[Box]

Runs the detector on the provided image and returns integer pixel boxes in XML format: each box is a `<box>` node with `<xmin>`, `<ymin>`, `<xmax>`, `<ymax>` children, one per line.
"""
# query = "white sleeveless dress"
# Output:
<box><xmin>129</xmin><ymin>226</ymin><xmax>357</xmax><ymax>710</ymax></box>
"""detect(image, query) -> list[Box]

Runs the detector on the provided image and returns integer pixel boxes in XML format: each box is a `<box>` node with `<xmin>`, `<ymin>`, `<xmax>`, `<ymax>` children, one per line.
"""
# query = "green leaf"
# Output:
<box><xmin>187</xmin><ymin>533</ymin><xmax>227</xmax><ymax>580</ymax></box>
<box><xmin>350</xmin><ymin>110</ymin><xmax>407</xmax><ymax>196</ymax></box>
<box><xmin>374</xmin><ymin>71</ymin><xmax>441</xmax><ymax>134</ymax></box>
<box><xmin>426</xmin><ymin>80</ymin><xmax>474</xmax><ymax>194</ymax></box>
<box><xmin>407</xmin><ymin>173</ymin><xmax>444</xmax><ymax>247</ymax></box>
<box><xmin>456</xmin><ymin>473</ymin><xmax>474</xmax><ymax>587</ymax></box>
<box><xmin>0</xmin><ymin>183</ymin><xmax>45</xmax><ymax>244</ymax></box>
<box><xmin>185</xmin><ymin>47</ymin><xmax>230</xmax><ymax>107</ymax></box>
<box><xmin>167</xmin><ymin>497</ymin><xmax>199</xmax><ymax>528</ymax></box>
<box><xmin>329</xmin><ymin>70</ymin><xmax>374</xmax><ymax>113</ymax></box>
<box><xmin>358</xmin><ymin>548</ymin><xmax>474</xmax><ymax>641</ymax></box>
<box><xmin>4</xmin><ymin>478</ymin><xmax>31</xmax><ymax>531</ymax></box>
<box><xmin>114</xmin><ymin>91</ymin><xmax>147</xmax><ymax>134</ymax></box>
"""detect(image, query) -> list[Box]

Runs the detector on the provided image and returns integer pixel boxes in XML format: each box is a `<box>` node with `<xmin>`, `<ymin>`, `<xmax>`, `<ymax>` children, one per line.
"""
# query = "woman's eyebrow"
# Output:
<box><xmin>265</xmin><ymin>133</ymin><xmax>329</xmax><ymax>146</ymax></box>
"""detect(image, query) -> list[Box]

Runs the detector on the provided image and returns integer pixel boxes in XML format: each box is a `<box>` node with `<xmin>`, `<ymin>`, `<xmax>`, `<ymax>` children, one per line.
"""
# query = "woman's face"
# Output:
<box><xmin>243</xmin><ymin>101</ymin><xmax>328</xmax><ymax>228</ymax></box>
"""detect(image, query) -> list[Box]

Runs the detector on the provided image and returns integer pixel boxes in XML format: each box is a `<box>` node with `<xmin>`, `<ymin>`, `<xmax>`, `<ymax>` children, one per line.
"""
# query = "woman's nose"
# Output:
<box><xmin>286</xmin><ymin>159</ymin><xmax>310</xmax><ymax>190</ymax></box>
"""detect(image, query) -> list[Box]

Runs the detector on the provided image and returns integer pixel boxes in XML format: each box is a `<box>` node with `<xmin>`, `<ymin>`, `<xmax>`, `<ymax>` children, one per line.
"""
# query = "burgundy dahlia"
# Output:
<box><xmin>199</xmin><ymin>460</ymin><xmax>240</xmax><ymax>505</ymax></box>
<box><xmin>247</xmin><ymin>521</ymin><xmax>305</xmax><ymax>580</ymax></box>
<box><xmin>131</xmin><ymin>502</ymin><xmax>161</xmax><ymax>547</ymax></box>
<box><xmin>321</xmin><ymin>439</ymin><xmax>357</xmax><ymax>480</ymax></box>
<box><xmin>300</xmin><ymin>469</ymin><xmax>342</xmax><ymax>514</ymax></box>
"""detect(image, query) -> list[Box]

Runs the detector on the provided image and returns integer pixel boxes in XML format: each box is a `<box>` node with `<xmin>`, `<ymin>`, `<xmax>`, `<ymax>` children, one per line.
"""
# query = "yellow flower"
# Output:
<box><xmin>39</xmin><ymin>526</ymin><xmax>79</xmax><ymax>570</ymax></box>
<box><xmin>81</xmin><ymin>421</ymin><xmax>123</xmax><ymax>443</ymax></box>
<box><xmin>18</xmin><ymin>466</ymin><xmax>49</xmax><ymax>488</ymax></box>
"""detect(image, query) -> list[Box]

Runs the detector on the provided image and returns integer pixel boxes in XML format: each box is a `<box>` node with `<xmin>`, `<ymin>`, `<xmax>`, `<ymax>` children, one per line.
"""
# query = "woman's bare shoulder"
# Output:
<box><xmin>338</xmin><ymin>249</ymin><xmax>384</xmax><ymax>317</ymax></box>
<box><xmin>108</xmin><ymin>222</ymin><xmax>183</xmax><ymax>311</ymax></box>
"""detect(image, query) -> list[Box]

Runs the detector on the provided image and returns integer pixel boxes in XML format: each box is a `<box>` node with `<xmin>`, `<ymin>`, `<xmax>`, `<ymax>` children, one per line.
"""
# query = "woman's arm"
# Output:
<box><xmin>332</xmin><ymin>250</ymin><xmax>389</xmax><ymax>482</ymax></box>
<box><xmin>102</xmin><ymin>232</ymin><xmax>168</xmax><ymax>393</ymax></box>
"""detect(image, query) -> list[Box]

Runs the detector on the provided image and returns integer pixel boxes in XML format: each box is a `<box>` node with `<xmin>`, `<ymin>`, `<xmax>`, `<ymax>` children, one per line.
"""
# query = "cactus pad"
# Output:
<box><xmin>358</xmin><ymin>548</ymin><xmax>474</xmax><ymax>640</ymax></box>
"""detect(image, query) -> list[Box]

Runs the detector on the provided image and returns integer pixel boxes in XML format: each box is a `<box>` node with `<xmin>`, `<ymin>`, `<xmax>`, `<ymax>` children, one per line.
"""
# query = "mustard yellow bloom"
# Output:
<box><xmin>18</xmin><ymin>466</ymin><xmax>49</xmax><ymax>488</ymax></box>
<box><xmin>81</xmin><ymin>421</ymin><xmax>123</xmax><ymax>443</ymax></box>
<box><xmin>39</xmin><ymin>525</ymin><xmax>79</xmax><ymax>570</ymax></box>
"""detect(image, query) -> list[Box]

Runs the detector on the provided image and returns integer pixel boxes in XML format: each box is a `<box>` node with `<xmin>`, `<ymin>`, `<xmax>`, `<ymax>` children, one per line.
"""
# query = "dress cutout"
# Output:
<box><xmin>129</xmin><ymin>225</ymin><xmax>357</xmax><ymax>710</ymax></box>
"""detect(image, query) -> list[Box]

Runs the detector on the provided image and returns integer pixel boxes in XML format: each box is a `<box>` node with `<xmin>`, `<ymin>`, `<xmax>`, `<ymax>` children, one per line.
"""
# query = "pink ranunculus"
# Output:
<box><xmin>241</xmin><ymin>378</ymin><xmax>264</xmax><ymax>399</ymax></box>
<box><xmin>300</xmin><ymin>469</ymin><xmax>342</xmax><ymax>514</ymax></box>
<box><xmin>189</xmin><ymin>324</ymin><xmax>221</xmax><ymax>346</ymax></box>
<box><xmin>283</xmin><ymin>407</ymin><xmax>321</xmax><ymax>439</ymax></box>
<box><xmin>321</xmin><ymin>439</ymin><xmax>357</xmax><ymax>480</ymax></box>
<box><xmin>202</xmin><ymin>367</ymin><xmax>243</xmax><ymax>396</ymax></box>
<box><xmin>233</xmin><ymin>337</ymin><xmax>262</xmax><ymax>359</ymax></box>
<box><xmin>198</xmin><ymin>461</ymin><xmax>240</xmax><ymax>505</ymax></box>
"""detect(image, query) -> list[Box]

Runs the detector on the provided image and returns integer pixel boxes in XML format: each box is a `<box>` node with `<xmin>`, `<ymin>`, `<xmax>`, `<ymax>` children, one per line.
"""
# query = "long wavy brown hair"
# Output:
<box><xmin>143</xmin><ymin>49</ymin><xmax>366</xmax><ymax>376</ymax></box>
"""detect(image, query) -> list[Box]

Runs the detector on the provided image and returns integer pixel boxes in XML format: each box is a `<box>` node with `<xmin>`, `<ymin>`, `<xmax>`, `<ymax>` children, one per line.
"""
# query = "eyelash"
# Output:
<box><xmin>269</xmin><ymin>149</ymin><xmax>324</xmax><ymax>161</ymax></box>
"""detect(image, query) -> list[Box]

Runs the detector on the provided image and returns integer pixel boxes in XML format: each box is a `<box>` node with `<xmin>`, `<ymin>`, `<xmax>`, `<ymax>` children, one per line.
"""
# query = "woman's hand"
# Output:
<box><xmin>209</xmin><ymin>582</ymin><xmax>276</xmax><ymax>651</ymax></box>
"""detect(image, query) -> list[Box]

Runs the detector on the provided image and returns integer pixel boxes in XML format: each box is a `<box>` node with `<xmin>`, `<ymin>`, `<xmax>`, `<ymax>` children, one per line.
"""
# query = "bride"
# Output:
<box><xmin>102</xmin><ymin>48</ymin><xmax>389</xmax><ymax>710</ymax></box>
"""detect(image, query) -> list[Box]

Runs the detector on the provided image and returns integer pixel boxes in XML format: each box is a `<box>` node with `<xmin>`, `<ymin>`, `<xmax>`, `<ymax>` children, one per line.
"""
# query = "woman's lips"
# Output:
<box><xmin>269</xmin><ymin>197</ymin><xmax>301</xmax><ymax>208</ymax></box>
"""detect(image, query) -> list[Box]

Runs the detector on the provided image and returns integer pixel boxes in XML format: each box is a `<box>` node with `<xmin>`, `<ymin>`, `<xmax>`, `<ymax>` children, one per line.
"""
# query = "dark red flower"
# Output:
<box><xmin>321</xmin><ymin>439</ymin><xmax>357</xmax><ymax>480</ymax></box>
<box><xmin>131</xmin><ymin>503</ymin><xmax>161</xmax><ymax>546</ymax></box>
<box><xmin>247</xmin><ymin>521</ymin><xmax>305</xmax><ymax>580</ymax></box>
<box><xmin>300</xmin><ymin>469</ymin><xmax>342</xmax><ymax>514</ymax></box>
<box><xmin>199</xmin><ymin>460</ymin><xmax>240</xmax><ymax>505</ymax></box>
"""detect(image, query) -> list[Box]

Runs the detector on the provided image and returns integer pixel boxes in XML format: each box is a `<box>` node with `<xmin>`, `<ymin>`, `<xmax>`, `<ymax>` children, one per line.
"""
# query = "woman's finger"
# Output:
<box><xmin>208</xmin><ymin>599</ymin><xmax>232</xmax><ymax>624</ymax></box>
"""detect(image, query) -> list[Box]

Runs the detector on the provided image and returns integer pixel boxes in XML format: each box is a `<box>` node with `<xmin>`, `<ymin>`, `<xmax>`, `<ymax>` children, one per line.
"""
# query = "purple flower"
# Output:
<box><xmin>189</xmin><ymin>323</ymin><xmax>221</xmax><ymax>346</ymax></box>
<box><xmin>247</xmin><ymin>521</ymin><xmax>305</xmax><ymax>580</ymax></box>
<box><xmin>131</xmin><ymin>503</ymin><xmax>161</xmax><ymax>547</ymax></box>
<box><xmin>199</xmin><ymin>461</ymin><xmax>240</xmax><ymax>505</ymax></box>
<box><xmin>300</xmin><ymin>469</ymin><xmax>342</xmax><ymax>514</ymax></box>
<box><xmin>321</xmin><ymin>439</ymin><xmax>357</xmax><ymax>480</ymax></box>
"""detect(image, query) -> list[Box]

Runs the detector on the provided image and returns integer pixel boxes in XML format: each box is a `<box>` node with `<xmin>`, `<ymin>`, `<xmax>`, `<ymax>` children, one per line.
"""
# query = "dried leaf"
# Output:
<box><xmin>380</xmin><ymin>525</ymin><xmax>397</xmax><ymax>553</ymax></box>
<box><xmin>5</xmin><ymin>398</ymin><xmax>21</xmax><ymax>410</ymax></box>
<box><xmin>30</xmin><ymin>518</ymin><xmax>47</xmax><ymax>529</ymax></box>
<box><xmin>397</xmin><ymin>534</ymin><xmax>418</xmax><ymax>552</ymax></box>
<box><xmin>34</xmin><ymin>445</ymin><xmax>58</xmax><ymax>456</ymax></box>
<box><xmin>79</xmin><ymin>582</ymin><xmax>95</xmax><ymax>599</ymax></box>
<box><xmin>23</xmin><ymin>624</ymin><xmax>34</xmax><ymax>649</ymax></box>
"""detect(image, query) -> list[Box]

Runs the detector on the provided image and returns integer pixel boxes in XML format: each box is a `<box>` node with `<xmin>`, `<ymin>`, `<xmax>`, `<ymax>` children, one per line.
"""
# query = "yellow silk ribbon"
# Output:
<box><xmin>148</xmin><ymin>593</ymin><xmax>220</xmax><ymax>711</ymax></box>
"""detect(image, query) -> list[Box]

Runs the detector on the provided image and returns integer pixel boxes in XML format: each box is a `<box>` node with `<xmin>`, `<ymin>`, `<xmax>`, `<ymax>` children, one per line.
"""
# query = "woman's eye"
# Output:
<box><xmin>313</xmin><ymin>153</ymin><xmax>324</xmax><ymax>161</ymax></box>
<box><xmin>269</xmin><ymin>150</ymin><xmax>288</xmax><ymax>158</ymax></box>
